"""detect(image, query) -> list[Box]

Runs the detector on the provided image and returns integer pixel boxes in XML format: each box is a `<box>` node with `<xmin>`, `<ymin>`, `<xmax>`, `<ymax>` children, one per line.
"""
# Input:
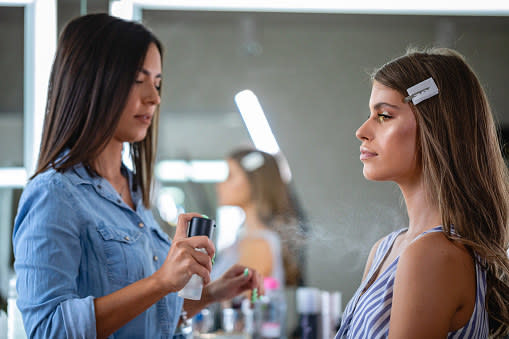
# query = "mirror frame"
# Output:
<box><xmin>0</xmin><ymin>0</ymin><xmax>56</xmax><ymax>188</ymax></box>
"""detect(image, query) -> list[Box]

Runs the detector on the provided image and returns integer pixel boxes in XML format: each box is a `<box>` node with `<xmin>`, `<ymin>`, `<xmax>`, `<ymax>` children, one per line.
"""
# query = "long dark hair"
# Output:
<box><xmin>34</xmin><ymin>13</ymin><xmax>163</xmax><ymax>208</ymax></box>
<box><xmin>373</xmin><ymin>48</ymin><xmax>509</xmax><ymax>336</ymax></box>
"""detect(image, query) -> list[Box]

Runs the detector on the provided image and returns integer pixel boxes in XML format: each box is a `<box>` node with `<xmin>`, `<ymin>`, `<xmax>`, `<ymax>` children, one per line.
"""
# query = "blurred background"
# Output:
<box><xmin>0</xmin><ymin>0</ymin><xmax>508</xmax><ymax>337</ymax></box>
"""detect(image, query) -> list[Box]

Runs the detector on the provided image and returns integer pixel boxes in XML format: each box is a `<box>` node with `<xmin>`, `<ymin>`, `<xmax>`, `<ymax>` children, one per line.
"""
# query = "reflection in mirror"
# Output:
<box><xmin>139</xmin><ymin>12</ymin><xmax>509</xmax><ymax>337</ymax></box>
<box><xmin>0</xmin><ymin>7</ymin><xmax>24</xmax><ymax>168</ymax></box>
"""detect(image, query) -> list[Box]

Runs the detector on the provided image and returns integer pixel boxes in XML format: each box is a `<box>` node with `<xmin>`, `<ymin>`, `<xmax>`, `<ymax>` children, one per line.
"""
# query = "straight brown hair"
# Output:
<box><xmin>373</xmin><ymin>48</ymin><xmax>509</xmax><ymax>336</ymax></box>
<box><xmin>229</xmin><ymin>149</ymin><xmax>303</xmax><ymax>286</ymax></box>
<box><xmin>33</xmin><ymin>13</ymin><xmax>163</xmax><ymax>208</ymax></box>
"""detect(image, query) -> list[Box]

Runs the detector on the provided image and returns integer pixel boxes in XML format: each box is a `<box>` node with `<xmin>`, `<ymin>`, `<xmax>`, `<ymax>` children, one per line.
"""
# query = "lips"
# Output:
<box><xmin>360</xmin><ymin>147</ymin><xmax>378</xmax><ymax>160</ymax></box>
<box><xmin>134</xmin><ymin>114</ymin><xmax>153</xmax><ymax>124</ymax></box>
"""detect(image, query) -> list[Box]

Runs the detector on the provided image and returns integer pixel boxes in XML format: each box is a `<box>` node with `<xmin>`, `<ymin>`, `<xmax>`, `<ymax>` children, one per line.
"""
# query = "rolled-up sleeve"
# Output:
<box><xmin>13</xmin><ymin>176</ymin><xmax>96</xmax><ymax>338</ymax></box>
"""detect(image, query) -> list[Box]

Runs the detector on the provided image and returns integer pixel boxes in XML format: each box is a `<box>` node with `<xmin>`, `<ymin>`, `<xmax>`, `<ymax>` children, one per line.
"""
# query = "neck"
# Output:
<box><xmin>243</xmin><ymin>203</ymin><xmax>268</xmax><ymax>232</ymax></box>
<box><xmin>399</xmin><ymin>176</ymin><xmax>442</xmax><ymax>237</ymax></box>
<box><xmin>93</xmin><ymin>140</ymin><xmax>124</xmax><ymax>181</ymax></box>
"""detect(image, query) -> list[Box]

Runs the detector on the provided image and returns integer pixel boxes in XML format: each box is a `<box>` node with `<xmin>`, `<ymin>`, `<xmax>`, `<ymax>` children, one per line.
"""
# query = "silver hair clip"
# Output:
<box><xmin>404</xmin><ymin>77</ymin><xmax>439</xmax><ymax>105</ymax></box>
<box><xmin>240</xmin><ymin>152</ymin><xmax>265</xmax><ymax>172</ymax></box>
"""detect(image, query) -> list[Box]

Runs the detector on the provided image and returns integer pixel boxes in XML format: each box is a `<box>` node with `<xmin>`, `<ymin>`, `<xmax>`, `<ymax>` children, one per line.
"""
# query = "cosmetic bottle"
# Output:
<box><xmin>296</xmin><ymin>287</ymin><xmax>320</xmax><ymax>339</ymax></box>
<box><xmin>178</xmin><ymin>217</ymin><xmax>215</xmax><ymax>300</ymax></box>
<box><xmin>254</xmin><ymin>277</ymin><xmax>287</xmax><ymax>339</ymax></box>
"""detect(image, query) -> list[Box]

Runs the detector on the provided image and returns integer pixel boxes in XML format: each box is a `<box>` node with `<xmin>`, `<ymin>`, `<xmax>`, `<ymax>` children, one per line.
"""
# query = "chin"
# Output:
<box><xmin>362</xmin><ymin>168</ymin><xmax>387</xmax><ymax>182</ymax></box>
<box><xmin>129</xmin><ymin>133</ymin><xmax>149</xmax><ymax>143</ymax></box>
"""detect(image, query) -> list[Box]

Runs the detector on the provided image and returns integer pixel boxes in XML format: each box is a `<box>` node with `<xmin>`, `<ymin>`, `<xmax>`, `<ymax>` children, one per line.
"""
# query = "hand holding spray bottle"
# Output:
<box><xmin>178</xmin><ymin>216</ymin><xmax>216</xmax><ymax>300</ymax></box>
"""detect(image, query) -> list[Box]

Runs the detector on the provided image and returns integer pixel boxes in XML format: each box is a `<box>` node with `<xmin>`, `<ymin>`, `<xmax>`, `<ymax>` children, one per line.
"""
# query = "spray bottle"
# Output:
<box><xmin>178</xmin><ymin>216</ymin><xmax>215</xmax><ymax>300</ymax></box>
<box><xmin>296</xmin><ymin>287</ymin><xmax>321</xmax><ymax>339</ymax></box>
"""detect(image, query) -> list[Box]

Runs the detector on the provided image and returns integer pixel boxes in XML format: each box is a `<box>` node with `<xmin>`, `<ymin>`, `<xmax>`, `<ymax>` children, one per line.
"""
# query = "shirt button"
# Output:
<box><xmin>138</xmin><ymin>222</ymin><xmax>144</xmax><ymax>228</ymax></box>
<box><xmin>97</xmin><ymin>185</ymin><xmax>102</xmax><ymax>189</ymax></box>
<box><xmin>117</xmin><ymin>199</ymin><xmax>122</xmax><ymax>203</ymax></box>
<box><xmin>153</xmin><ymin>255</ymin><xmax>159</xmax><ymax>261</ymax></box>
<box><xmin>124</xmin><ymin>236</ymin><xmax>130</xmax><ymax>241</ymax></box>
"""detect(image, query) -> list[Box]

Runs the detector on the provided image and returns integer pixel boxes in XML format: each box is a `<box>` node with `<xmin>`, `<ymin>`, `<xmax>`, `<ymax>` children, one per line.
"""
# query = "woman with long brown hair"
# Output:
<box><xmin>214</xmin><ymin>148</ymin><xmax>303</xmax><ymax>287</ymax></box>
<box><xmin>336</xmin><ymin>48</ymin><xmax>509</xmax><ymax>338</ymax></box>
<box><xmin>12</xmin><ymin>13</ymin><xmax>262</xmax><ymax>338</ymax></box>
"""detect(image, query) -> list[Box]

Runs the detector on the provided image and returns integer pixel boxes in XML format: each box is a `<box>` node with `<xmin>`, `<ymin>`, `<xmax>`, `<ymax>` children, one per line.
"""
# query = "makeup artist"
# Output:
<box><xmin>12</xmin><ymin>13</ymin><xmax>262</xmax><ymax>339</ymax></box>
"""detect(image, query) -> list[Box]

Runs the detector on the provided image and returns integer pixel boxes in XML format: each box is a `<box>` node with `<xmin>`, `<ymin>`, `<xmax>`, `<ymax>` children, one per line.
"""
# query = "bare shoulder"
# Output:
<box><xmin>238</xmin><ymin>237</ymin><xmax>273</xmax><ymax>277</ymax></box>
<box><xmin>239</xmin><ymin>237</ymin><xmax>272</xmax><ymax>253</ymax></box>
<box><xmin>397</xmin><ymin>231</ymin><xmax>474</xmax><ymax>295</ymax></box>
<box><xmin>389</xmin><ymin>231</ymin><xmax>475</xmax><ymax>338</ymax></box>
<box><xmin>400</xmin><ymin>231</ymin><xmax>472</xmax><ymax>276</ymax></box>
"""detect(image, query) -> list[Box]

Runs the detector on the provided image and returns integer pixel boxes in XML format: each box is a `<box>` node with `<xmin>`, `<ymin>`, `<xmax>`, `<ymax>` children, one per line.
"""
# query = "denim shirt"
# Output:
<box><xmin>13</xmin><ymin>164</ymin><xmax>184</xmax><ymax>338</ymax></box>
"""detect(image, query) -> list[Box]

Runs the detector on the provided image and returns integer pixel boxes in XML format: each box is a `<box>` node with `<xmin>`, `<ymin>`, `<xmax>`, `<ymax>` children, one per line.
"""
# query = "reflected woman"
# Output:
<box><xmin>214</xmin><ymin>149</ymin><xmax>303</xmax><ymax>287</ymax></box>
<box><xmin>336</xmin><ymin>49</ymin><xmax>509</xmax><ymax>338</ymax></box>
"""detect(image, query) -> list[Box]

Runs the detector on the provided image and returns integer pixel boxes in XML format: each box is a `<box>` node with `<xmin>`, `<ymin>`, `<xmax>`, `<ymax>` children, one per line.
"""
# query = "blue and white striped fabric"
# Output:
<box><xmin>335</xmin><ymin>226</ymin><xmax>488</xmax><ymax>338</ymax></box>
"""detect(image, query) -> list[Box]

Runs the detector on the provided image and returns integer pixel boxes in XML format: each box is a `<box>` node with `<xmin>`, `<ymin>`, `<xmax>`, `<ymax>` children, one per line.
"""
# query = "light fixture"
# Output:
<box><xmin>24</xmin><ymin>0</ymin><xmax>57</xmax><ymax>177</ymax></box>
<box><xmin>234</xmin><ymin>89</ymin><xmax>293</xmax><ymax>182</ymax></box>
<box><xmin>0</xmin><ymin>0</ymin><xmax>56</xmax><ymax>188</ymax></box>
<box><xmin>0</xmin><ymin>0</ymin><xmax>32</xmax><ymax>5</ymax></box>
<box><xmin>234</xmin><ymin>89</ymin><xmax>280</xmax><ymax>155</ymax></box>
<box><xmin>155</xmin><ymin>160</ymin><xmax>228</xmax><ymax>182</ymax></box>
<box><xmin>0</xmin><ymin>168</ymin><xmax>27</xmax><ymax>188</ymax></box>
<box><xmin>108</xmin><ymin>0</ymin><xmax>509</xmax><ymax>17</ymax></box>
<box><xmin>110</xmin><ymin>0</ymin><xmax>134</xmax><ymax>20</ymax></box>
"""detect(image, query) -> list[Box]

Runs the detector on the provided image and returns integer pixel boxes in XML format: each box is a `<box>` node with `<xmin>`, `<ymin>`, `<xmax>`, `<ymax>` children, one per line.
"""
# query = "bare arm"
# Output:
<box><xmin>388</xmin><ymin>234</ymin><xmax>469</xmax><ymax>338</ymax></box>
<box><xmin>94</xmin><ymin>213</ymin><xmax>215</xmax><ymax>339</ymax></box>
<box><xmin>94</xmin><ymin>276</ymin><xmax>171</xmax><ymax>338</ymax></box>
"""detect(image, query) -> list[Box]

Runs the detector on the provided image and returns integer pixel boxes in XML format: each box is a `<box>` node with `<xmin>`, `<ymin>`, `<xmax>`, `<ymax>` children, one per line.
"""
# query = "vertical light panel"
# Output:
<box><xmin>0</xmin><ymin>0</ymin><xmax>56</xmax><ymax>187</ymax></box>
<box><xmin>234</xmin><ymin>89</ymin><xmax>281</xmax><ymax>155</ymax></box>
<box><xmin>24</xmin><ymin>0</ymin><xmax>57</xmax><ymax>177</ymax></box>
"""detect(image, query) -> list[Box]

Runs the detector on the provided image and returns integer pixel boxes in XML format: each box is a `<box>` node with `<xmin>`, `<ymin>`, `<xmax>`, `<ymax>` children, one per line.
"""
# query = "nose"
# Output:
<box><xmin>143</xmin><ymin>83</ymin><xmax>161</xmax><ymax>106</ymax></box>
<box><xmin>355</xmin><ymin>118</ymin><xmax>372</xmax><ymax>142</ymax></box>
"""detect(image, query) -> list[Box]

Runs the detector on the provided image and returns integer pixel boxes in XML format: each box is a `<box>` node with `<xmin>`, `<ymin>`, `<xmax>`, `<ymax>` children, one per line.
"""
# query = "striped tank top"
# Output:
<box><xmin>335</xmin><ymin>226</ymin><xmax>489</xmax><ymax>338</ymax></box>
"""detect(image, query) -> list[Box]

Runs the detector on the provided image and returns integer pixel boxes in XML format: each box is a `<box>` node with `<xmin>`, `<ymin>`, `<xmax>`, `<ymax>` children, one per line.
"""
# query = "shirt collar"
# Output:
<box><xmin>57</xmin><ymin>150</ymin><xmax>142</xmax><ymax>207</ymax></box>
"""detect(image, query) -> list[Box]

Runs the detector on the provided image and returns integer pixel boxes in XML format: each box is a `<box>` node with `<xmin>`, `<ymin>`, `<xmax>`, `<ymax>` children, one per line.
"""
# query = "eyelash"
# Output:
<box><xmin>135</xmin><ymin>80</ymin><xmax>161</xmax><ymax>92</ymax></box>
<box><xmin>376</xmin><ymin>112</ymin><xmax>392</xmax><ymax>122</ymax></box>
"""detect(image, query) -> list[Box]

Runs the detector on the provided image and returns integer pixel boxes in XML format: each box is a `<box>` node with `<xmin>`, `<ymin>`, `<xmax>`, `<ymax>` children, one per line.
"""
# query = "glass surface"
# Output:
<box><xmin>0</xmin><ymin>7</ymin><xmax>24</xmax><ymax>167</ymax></box>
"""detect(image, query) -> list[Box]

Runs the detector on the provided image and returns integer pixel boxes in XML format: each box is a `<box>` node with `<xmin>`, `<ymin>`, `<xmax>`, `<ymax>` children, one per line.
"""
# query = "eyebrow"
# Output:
<box><xmin>372</xmin><ymin>102</ymin><xmax>399</xmax><ymax>111</ymax></box>
<box><xmin>139</xmin><ymin>69</ymin><xmax>162</xmax><ymax>78</ymax></box>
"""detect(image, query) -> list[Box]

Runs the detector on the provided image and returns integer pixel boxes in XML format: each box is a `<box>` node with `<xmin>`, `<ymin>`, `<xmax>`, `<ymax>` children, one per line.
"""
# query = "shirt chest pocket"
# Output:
<box><xmin>96</xmin><ymin>223</ymin><xmax>144</xmax><ymax>285</ymax></box>
<box><xmin>148</xmin><ymin>227</ymin><xmax>172</xmax><ymax>268</ymax></box>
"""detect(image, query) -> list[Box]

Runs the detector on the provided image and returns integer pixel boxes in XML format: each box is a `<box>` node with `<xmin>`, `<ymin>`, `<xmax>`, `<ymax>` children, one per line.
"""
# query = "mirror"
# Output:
<box><xmin>140</xmin><ymin>9</ymin><xmax>509</xmax><ymax>299</ymax></box>
<box><xmin>0</xmin><ymin>2</ymin><xmax>508</xmax><ymax>323</ymax></box>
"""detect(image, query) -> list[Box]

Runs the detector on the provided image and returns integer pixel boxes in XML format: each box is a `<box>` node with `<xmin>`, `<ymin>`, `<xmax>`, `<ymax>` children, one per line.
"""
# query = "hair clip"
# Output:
<box><xmin>240</xmin><ymin>152</ymin><xmax>265</xmax><ymax>172</ymax></box>
<box><xmin>404</xmin><ymin>77</ymin><xmax>439</xmax><ymax>105</ymax></box>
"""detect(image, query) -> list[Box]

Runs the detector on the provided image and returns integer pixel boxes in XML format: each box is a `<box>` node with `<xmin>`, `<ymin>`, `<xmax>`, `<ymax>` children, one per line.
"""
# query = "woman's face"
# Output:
<box><xmin>216</xmin><ymin>159</ymin><xmax>252</xmax><ymax>208</ymax></box>
<box><xmin>114</xmin><ymin>42</ymin><xmax>162</xmax><ymax>143</ymax></box>
<box><xmin>355</xmin><ymin>81</ymin><xmax>420</xmax><ymax>185</ymax></box>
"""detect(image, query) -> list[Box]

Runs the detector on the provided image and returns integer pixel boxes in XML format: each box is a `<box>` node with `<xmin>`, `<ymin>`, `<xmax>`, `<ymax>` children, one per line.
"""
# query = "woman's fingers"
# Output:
<box><xmin>250</xmin><ymin>270</ymin><xmax>265</xmax><ymax>295</ymax></box>
<box><xmin>224</xmin><ymin>264</ymin><xmax>247</xmax><ymax>278</ymax></box>
<box><xmin>173</xmin><ymin>238</ymin><xmax>213</xmax><ymax>273</ymax></box>
<box><xmin>189</xmin><ymin>261</ymin><xmax>211</xmax><ymax>285</ymax></box>
<box><xmin>189</xmin><ymin>248</ymin><xmax>213</xmax><ymax>272</ymax></box>
<box><xmin>174</xmin><ymin>213</ymin><xmax>203</xmax><ymax>240</ymax></box>
<box><xmin>156</xmin><ymin>213</ymin><xmax>217</xmax><ymax>291</ymax></box>
<box><xmin>186</xmin><ymin>236</ymin><xmax>215</xmax><ymax>260</ymax></box>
